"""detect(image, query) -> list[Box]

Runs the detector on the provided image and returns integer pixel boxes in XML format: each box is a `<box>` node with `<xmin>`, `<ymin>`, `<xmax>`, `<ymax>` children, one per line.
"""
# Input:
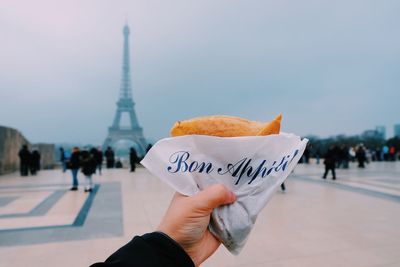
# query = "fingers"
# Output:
<box><xmin>191</xmin><ymin>184</ymin><xmax>236</xmax><ymax>212</ymax></box>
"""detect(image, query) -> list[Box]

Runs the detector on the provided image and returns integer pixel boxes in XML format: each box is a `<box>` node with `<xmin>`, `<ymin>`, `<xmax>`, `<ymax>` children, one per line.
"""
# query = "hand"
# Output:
<box><xmin>157</xmin><ymin>184</ymin><xmax>236</xmax><ymax>266</ymax></box>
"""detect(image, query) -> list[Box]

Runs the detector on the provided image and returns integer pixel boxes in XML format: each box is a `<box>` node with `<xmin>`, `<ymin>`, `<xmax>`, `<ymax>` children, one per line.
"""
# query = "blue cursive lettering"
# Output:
<box><xmin>167</xmin><ymin>151</ymin><xmax>214</xmax><ymax>174</ymax></box>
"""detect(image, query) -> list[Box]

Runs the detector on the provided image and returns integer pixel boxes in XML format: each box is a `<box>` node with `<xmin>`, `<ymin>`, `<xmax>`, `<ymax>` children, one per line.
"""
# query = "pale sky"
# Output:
<box><xmin>0</xmin><ymin>0</ymin><xmax>399</xmax><ymax>145</ymax></box>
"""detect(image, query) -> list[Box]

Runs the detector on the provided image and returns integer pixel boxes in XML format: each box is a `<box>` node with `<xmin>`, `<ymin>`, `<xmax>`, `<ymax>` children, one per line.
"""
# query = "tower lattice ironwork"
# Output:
<box><xmin>103</xmin><ymin>24</ymin><xmax>147</xmax><ymax>155</ymax></box>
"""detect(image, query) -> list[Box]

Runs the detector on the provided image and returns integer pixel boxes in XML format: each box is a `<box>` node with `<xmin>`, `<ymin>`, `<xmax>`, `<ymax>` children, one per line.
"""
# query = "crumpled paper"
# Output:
<box><xmin>141</xmin><ymin>133</ymin><xmax>308</xmax><ymax>254</ymax></box>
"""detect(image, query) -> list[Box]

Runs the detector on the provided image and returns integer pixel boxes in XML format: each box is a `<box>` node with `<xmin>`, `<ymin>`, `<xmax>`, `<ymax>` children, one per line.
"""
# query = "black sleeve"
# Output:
<box><xmin>90</xmin><ymin>232</ymin><xmax>195</xmax><ymax>267</ymax></box>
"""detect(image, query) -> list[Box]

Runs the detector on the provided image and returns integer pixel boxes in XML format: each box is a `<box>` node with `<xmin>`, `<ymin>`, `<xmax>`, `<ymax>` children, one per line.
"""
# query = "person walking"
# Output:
<box><xmin>96</xmin><ymin>147</ymin><xmax>104</xmax><ymax>174</ymax></box>
<box><xmin>323</xmin><ymin>145</ymin><xmax>337</xmax><ymax>180</ymax></box>
<box><xmin>69</xmin><ymin>147</ymin><xmax>81</xmax><ymax>191</ymax></box>
<box><xmin>315</xmin><ymin>148</ymin><xmax>321</xmax><ymax>164</ymax></box>
<box><xmin>389</xmin><ymin>146</ymin><xmax>396</xmax><ymax>161</ymax></box>
<box><xmin>382</xmin><ymin>145</ymin><xmax>389</xmax><ymax>161</ymax></box>
<box><xmin>60</xmin><ymin>147</ymin><xmax>67</xmax><ymax>172</ymax></box>
<box><xmin>280</xmin><ymin>182</ymin><xmax>286</xmax><ymax>191</ymax></box>
<box><xmin>356</xmin><ymin>145</ymin><xmax>367</xmax><ymax>168</ymax></box>
<box><xmin>18</xmin><ymin>145</ymin><xmax>31</xmax><ymax>176</ymax></box>
<box><xmin>129</xmin><ymin>147</ymin><xmax>138</xmax><ymax>172</ymax></box>
<box><xmin>81</xmin><ymin>150</ymin><xmax>97</xmax><ymax>192</ymax></box>
<box><xmin>30</xmin><ymin>150</ymin><xmax>41</xmax><ymax>175</ymax></box>
<box><xmin>90</xmin><ymin>147</ymin><xmax>103</xmax><ymax>175</ymax></box>
<box><xmin>340</xmin><ymin>145</ymin><xmax>350</xmax><ymax>169</ymax></box>
<box><xmin>115</xmin><ymin>158</ymin><xmax>123</xmax><ymax>168</ymax></box>
<box><xmin>105</xmin><ymin>147</ymin><xmax>115</xmax><ymax>169</ymax></box>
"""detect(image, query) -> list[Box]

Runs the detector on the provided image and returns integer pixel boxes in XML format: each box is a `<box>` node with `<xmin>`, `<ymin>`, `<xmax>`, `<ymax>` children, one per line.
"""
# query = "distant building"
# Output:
<box><xmin>394</xmin><ymin>124</ymin><xmax>400</xmax><ymax>138</ymax></box>
<box><xmin>362</xmin><ymin>130</ymin><xmax>377</xmax><ymax>138</ymax></box>
<box><xmin>362</xmin><ymin>129</ymin><xmax>384</xmax><ymax>139</ymax></box>
<box><xmin>375</xmin><ymin>125</ymin><xmax>386</xmax><ymax>139</ymax></box>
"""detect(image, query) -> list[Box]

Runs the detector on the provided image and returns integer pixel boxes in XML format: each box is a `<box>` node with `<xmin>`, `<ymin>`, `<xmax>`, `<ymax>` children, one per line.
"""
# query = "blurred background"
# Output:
<box><xmin>1</xmin><ymin>0</ymin><xmax>399</xmax><ymax>152</ymax></box>
<box><xmin>0</xmin><ymin>1</ymin><xmax>400</xmax><ymax>266</ymax></box>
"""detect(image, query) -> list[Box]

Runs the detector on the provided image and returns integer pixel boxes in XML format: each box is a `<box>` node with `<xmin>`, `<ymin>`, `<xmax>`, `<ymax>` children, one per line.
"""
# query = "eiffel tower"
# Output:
<box><xmin>103</xmin><ymin>24</ymin><xmax>147</xmax><ymax>156</ymax></box>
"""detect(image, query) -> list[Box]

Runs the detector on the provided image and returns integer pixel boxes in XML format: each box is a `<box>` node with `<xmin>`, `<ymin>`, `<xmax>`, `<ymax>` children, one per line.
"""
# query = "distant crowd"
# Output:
<box><xmin>301</xmin><ymin>143</ymin><xmax>399</xmax><ymax>165</ymax></box>
<box><xmin>19</xmin><ymin>141</ymin><xmax>397</xmax><ymax>188</ymax></box>
<box><xmin>299</xmin><ymin>143</ymin><xmax>398</xmax><ymax>180</ymax></box>
<box><xmin>58</xmin><ymin>145</ymin><xmax>152</xmax><ymax>192</ymax></box>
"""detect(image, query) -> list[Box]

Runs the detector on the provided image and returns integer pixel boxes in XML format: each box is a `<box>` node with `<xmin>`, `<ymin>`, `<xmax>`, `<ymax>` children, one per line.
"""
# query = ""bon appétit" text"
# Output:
<box><xmin>166</xmin><ymin>149</ymin><xmax>299</xmax><ymax>185</ymax></box>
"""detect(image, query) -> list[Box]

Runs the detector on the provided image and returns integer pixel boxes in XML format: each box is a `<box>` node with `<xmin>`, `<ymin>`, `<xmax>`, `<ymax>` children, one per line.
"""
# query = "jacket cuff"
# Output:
<box><xmin>143</xmin><ymin>232</ymin><xmax>195</xmax><ymax>267</ymax></box>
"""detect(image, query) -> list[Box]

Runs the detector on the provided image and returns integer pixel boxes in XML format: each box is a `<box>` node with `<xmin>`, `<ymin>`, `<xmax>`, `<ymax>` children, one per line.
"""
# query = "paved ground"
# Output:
<box><xmin>0</xmin><ymin>162</ymin><xmax>399</xmax><ymax>267</ymax></box>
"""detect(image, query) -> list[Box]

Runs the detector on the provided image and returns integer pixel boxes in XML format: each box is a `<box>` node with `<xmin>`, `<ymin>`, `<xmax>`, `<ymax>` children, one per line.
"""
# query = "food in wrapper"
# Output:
<box><xmin>141</xmin><ymin>114</ymin><xmax>307</xmax><ymax>254</ymax></box>
<box><xmin>171</xmin><ymin>114</ymin><xmax>282</xmax><ymax>137</ymax></box>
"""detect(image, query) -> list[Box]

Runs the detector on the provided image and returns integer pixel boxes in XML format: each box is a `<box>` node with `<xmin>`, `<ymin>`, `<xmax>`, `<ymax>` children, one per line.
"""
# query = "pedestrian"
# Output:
<box><xmin>340</xmin><ymin>145</ymin><xmax>350</xmax><ymax>169</ymax></box>
<box><xmin>68</xmin><ymin>147</ymin><xmax>81</xmax><ymax>191</ymax></box>
<box><xmin>382</xmin><ymin>145</ymin><xmax>389</xmax><ymax>161</ymax></box>
<box><xmin>337</xmin><ymin>145</ymin><xmax>344</xmax><ymax>168</ymax></box>
<box><xmin>356</xmin><ymin>145</ymin><xmax>367</xmax><ymax>168</ymax></box>
<box><xmin>30</xmin><ymin>150</ymin><xmax>41</xmax><ymax>175</ymax></box>
<box><xmin>332</xmin><ymin>145</ymin><xmax>341</xmax><ymax>168</ymax></box>
<box><xmin>389</xmin><ymin>146</ymin><xmax>396</xmax><ymax>161</ymax></box>
<box><xmin>129</xmin><ymin>147</ymin><xmax>138</xmax><ymax>172</ymax></box>
<box><xmin>280</xmin><ymin>182</ymin><xmax>286</xmax><ymax>191</ymax></box>
<box><xmin>96</xmin><ymin>147</ymin><xmax>104</xmax><ymax>174</ymax></box>
<box><xmin>349</xmin><ymin>146</ymin><xmax>356</xmax><ymax>162</ymax></box>
<box><xmin>18</xmin><ymin>145</ymin><xmax>31</xmax><ymax>176</ymax></box>
<box><xmin>315</xmin><ymin>148</ymin><xmax>321</xmax><ymax>164</ymax></box>
<box><xmin>105</xmin><ymin>147</ymin><xmax>115</xmax><ymax>169</ymax></box>
<box><xmin>60</xmin><ymin>147</ymin><xmax>67</xmax><ymax>172</ymax></box>
<box><xmin>90</xmin><ymin>147</ymin><xmax>103</xmax><ymax>175</ymax></box>
<box><xmin>80</xmin><ymin>150</ymin><xmax>97</xmax><ymax>192</ymax></box>
<box><xmin>323</xmin><ymin>145</ymin><xmax>337</xmax><ymax>180</ymax></box>
<box><xmin>375</xmin><ymin>147</ymin><xmax>382</xmax><ymax>161</ymax></box>
<box><xmin>115</xmin><ymin>158</ymin><xmax>123</xmax><ymax>168</ymax></box>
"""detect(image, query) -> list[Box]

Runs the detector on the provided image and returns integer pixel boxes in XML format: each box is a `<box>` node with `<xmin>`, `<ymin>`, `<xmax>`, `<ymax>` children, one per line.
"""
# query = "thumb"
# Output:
<box><xmin>192</xmin><ymin>184</ymin><xmax>236</xmax><ymax>213</ymax></box>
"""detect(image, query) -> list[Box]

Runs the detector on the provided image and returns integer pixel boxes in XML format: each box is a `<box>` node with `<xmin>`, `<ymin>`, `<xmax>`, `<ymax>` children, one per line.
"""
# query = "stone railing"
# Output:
<box><xmin>0</xmin><ymin>126</ymin><xmax>55</xmax><ymax>175</ymax></box>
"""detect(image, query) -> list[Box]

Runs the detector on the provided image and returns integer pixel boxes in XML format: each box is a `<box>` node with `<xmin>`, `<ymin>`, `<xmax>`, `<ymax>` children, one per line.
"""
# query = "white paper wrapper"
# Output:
<box><xmin>141</xmin><ymin>133</ymin><xmax>308</xmax><ymax>254</ymax></box>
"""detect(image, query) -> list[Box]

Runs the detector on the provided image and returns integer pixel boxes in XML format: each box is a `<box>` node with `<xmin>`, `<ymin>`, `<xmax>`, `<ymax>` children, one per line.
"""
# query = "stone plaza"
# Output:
<box><xmin>0</xmin><ymin>161</ymin><xmax>399</xmax><ymax>267</ymax></box>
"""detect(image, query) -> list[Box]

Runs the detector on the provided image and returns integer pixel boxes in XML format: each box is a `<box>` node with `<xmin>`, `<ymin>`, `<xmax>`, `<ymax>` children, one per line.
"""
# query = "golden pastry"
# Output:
<box><xmin>170</xmin><ymin>114</ymin><xmax>281</xmax><ymax>137</ymax></box>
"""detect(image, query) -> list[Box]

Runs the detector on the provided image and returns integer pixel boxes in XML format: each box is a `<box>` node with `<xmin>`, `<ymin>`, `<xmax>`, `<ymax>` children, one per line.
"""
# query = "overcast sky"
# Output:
<box><xmin>0</xmin><ymin>0</ymin><xmax>399</xmax><ymax>145</ymax></box>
